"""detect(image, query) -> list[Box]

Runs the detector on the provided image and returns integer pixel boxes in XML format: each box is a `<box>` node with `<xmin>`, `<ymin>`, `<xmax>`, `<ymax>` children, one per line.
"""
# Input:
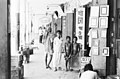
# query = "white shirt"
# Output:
<box><xmin>53</xmin><ymin>37</ymin><xmax>62</xmax><ymax>53</ymax></box>
<box><xmin>80</xmin><ymin>71</ymin><xmax>98</xmax><ymax>79</ymax></box>
<box><xmin>88</xmin><ymin>29</ymin><xmax>92</xmax><ymax>47</ymax></box>
<box><xmin>39</xmin><ymin>29</ymin><xmax>43</xmax><ymax>36</ymax></box>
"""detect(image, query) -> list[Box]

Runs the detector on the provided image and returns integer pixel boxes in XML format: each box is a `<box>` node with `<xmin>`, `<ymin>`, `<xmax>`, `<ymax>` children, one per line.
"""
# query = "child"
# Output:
<box><xmin>72</xmin><ymin>36</ymin><xmax>80</xmax><ymax>57</ymax></box>
<box><xmin>70</xmin><ymin>36</ymin><xmax>81</xmax><ymax>70</ymax></box>
<box><xmin>64</xmin><ymin>36</ymin><xmax>72</xmax><ymax>71</ymax></box>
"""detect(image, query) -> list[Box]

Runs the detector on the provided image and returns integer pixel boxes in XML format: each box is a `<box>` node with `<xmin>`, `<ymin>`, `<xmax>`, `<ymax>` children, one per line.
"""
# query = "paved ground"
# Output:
<box><xmin>24</xmin><ymin>43</ymin><xmax>80</xmax><ymax>79</ymax></box>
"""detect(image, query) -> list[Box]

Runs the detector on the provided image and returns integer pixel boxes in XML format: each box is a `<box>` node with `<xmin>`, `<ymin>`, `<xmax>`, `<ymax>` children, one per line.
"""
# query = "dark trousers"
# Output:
<box><xmin>39</xmin><ymin>35</ymin><xmax>43</xmax><ymax>43</ymax></box>
<box><xmin>25</xmin><ymin>54</ymin><xmax>30</xmax><ymax>63</ymax></box>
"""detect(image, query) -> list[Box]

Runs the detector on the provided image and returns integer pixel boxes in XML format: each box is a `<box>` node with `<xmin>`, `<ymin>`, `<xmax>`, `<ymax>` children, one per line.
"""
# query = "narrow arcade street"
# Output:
<box><xmin>24</xmin><ymin>43</ymin><xmax>79</xmax><ymax>79</ymax></box>
<box><xmin>0</xmin><ymin>0</ymin><xmax>119</xmax><ymax>79</ymax></box>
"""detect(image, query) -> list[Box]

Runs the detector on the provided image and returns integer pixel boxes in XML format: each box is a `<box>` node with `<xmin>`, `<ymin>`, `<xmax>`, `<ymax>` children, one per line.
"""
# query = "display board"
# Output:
<box><xmin>89</xmin><ymin>5</ymin><xmax>109</xmax><ymax>76</ymax></box>
<box><xmin>76</xmin><ymin>8</ymin><xmax>85</xmax><ymax>49</ymax></box>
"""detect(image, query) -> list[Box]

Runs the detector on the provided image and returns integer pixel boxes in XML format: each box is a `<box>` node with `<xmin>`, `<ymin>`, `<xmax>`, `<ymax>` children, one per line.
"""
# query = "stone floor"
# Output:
<box><xmin>24</xmin><ymin>43</ymin><xmax>80</xmax><ymax>79</ymax></box>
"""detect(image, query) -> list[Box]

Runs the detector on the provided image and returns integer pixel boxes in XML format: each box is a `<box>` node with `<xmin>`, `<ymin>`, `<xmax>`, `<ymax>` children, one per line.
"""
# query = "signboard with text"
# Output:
<box><xmin>76</xmin><ymin>8</ymin><xmax>85</xmax><ymax>49</ymax></box>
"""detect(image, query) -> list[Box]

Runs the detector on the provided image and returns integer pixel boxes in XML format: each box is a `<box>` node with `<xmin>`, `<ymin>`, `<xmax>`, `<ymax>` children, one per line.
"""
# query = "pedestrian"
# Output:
<box><xmin>42</xmin><ymin>27</ymin><xmax>47</xmax><ymax>44</ymax></box>
<box><xmin>25</xmin><ymin>47</ymin><xmax>30</xmax><ymax>63</ymax></box>
<box><xmin>39</xmin><ymin>27</ymin><xmax>43</xmax><ymax>43</ymax></box>
<box><xmin>53</xmin><ymin>30</ymin><xmax>62</xmax><ymax>71</ymax></box>
<box><xmin>44</xmin><ymin>27</ymin><xmax>54</xmax><ymax>69</ymax></box>
<box><xmin>18</xmin><ymin>46</ymin><xmax>24</xmax><ymax>66</ymax></box>
<box><xmin>79</xmin><ymin>63</ymin><xmax>99</xmax><ymax>79</ymax></box>
<box><xmin>64</xmin><ymin>36</ymin><xmax>72</xmax><ymax>71</ymax></box>
<box><xmin>70</xmin><ymin>36</ymin><xmax>81</xmax><ymax>70</ymax></box>
<box><xmin>19</xmin><ymin>46</ymin><xmax>24</xmax><ymax>54</ymax></box>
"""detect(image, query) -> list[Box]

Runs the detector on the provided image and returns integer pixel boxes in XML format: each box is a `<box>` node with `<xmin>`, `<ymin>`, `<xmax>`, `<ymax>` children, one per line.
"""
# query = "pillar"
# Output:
<box><xmin>0</xmin><ymin>0</ymin><xmax>10</xmax><ymax>79</ymax></box>
<box><xmin>26</xmin><ymin>1</ymin><xmax>32</xmax><ymax>44</ymax></box>
<box><xmin>20</xmin><ymin>0</ymin><xmax>26</xmax><ymax>47</ymax></box>
<box><xmin>10</xmin><ymin>0</ymin><xmax>19</xmax><ymax>55</ymax></box>
<box><xmin>26</xmin><ymin>1</ymin><xmax>29</xmax><ymax>44</ymax></box>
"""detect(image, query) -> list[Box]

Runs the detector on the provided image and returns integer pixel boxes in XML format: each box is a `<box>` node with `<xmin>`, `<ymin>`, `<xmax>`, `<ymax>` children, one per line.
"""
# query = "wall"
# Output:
<box><xmin>117</xmin><ymin>0</ymin><xmax>120</xmax><ymax>8</ymax></box>
<box><xmin>66</xmin><ymin>13</ymin><xmax>73</xmax><ymax>41</ymax></box>
<box><xmin>56</xmin><ymin>18</ymin><xmax>62</xmax><ymax>31</ymax></box>
<box><xmin>117</xmin><ymin>0</ymin><xmax>120</xmax><ymax>76</ymax></box>
<box><xmin>0</xmin><ymin>0</ymin><xmax>9</xmax><ymax>79</ymax></box>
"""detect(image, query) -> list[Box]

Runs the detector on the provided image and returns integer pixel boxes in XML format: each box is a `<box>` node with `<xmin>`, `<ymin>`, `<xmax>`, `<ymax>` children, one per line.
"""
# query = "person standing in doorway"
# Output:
<box><xmin>53</xmin><ymin>30</ymin><xmax>62</xmax><ymax>71</ymax></box>
<box><xmin>45</xmin><ymin>27</ymin><xmax>54</xmax><ymax>69</ymax></box>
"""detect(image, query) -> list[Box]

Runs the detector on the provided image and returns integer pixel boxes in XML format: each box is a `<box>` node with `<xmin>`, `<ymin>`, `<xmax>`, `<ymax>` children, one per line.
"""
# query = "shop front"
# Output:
<box><xmin>51</xmin><ymin>0</ymin><xmax>120</xmax><ymax>78</ymax></box>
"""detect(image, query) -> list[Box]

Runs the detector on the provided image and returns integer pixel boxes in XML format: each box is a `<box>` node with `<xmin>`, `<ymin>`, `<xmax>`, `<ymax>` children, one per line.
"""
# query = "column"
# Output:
<box><xmin>20</xmin><ymin>0</ymin><xmax>26</xmax><ymax>47</ymax></box>
<box><xmin>10</xmin><ymin>0</ymin><xmax>19</xmax><ymax>55</ymax></box>
<box><xmin>0</xmin><ymin>0</ymin><xmax>9</xmax><ymax>79</ymax></box>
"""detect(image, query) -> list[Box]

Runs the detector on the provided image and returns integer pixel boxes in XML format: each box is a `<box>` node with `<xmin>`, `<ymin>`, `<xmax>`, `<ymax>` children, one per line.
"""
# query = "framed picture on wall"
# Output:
<box><xmin>92</xmin><ymin>39</ymin><xmax>99</xmax><ymax>47</ymax></box>
<box><xmin>90</xmin><ymin>6</ymin><xmax>99</xmax><ymax>17</ymax></box>
<box><xmin>89</xmin><ymin>17</ymin><xmax>98</xmax><ymax>28</ymax></box>
<box><xmin>91</xmin><ymin>47</ymin><xmax>99</xmax><ymax>55</ymax></box>
<box><xmin>91</xmin><ymin>29</ymin><xmax>98</xmax><ymax>38</ymax></box>
<box><xmin>100</xmin><ymin>5</ymin><xmax>109</xmax><ymax>16</ymax></box>
<box><xmin>102</xmin><ymin>47</ymin><xmax>109</xmax><ymax>56</ymax></box>
<box><xmin>99</xmin><ymin>17</ymin><xmax>108</xmax><ymax>28</ymax></box>
<box><xmin>100</xmin><ymin>29</ymin><xmax>107</xmax><ymax>38</ymax></box>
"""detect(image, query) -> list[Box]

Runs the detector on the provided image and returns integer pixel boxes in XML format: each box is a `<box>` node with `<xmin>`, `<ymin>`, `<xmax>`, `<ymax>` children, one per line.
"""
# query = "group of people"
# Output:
<box><xmin>43</xmin><ymin>27</ymin><xmax>99</xmax><ymax>79</ymax></box>
<box><xmin>19</xmin><ymin>46</ymin><xmax>30</xmax><ymax>64</ymax></box>
<box><xmin>44</xmin><ymin>27</ymin><xmax>81</xmax><ymax>71</ymax></box>
<box><xmin>19</xmin><ymin>40</ymin><xmax>34</xmax><ymax>64</ymax></box>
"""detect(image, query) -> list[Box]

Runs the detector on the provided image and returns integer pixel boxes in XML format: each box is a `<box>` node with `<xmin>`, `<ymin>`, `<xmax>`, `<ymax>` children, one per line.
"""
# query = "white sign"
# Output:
<box><xmin>76</xmin><ymin>8</ymin><xmax>85</xmax><ymax>49</ymax></box>
<box><xmin>81</xmin><ymin>57</ymin><xmax>91</xmax><ymax>63</ymax></box>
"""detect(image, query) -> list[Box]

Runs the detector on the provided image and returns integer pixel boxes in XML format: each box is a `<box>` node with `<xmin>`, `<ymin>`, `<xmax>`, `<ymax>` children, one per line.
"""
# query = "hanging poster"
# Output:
<box><xmin>90</xmin><ymin>6</ymin><xmax>99</xmax><ymax>17</ymax></box>
<box><xmin>100</xmin><ymin>5</ymin><xmax>109</xmax><ymax>16</ymax></box>
<box><xmin>92</xmin><ymin>47</ymin><xmax>99</xmax><ymax>55</ymax></box>
<box><xmin>102</xmin><ymin>47</ymin><xmax>109</xmax><ymax>56</ymax></box>
<box><xmin>76</xmin><ymin>8</ymin><xmax>85</xmax><ymax>49</ymax></box>
<box><xmin>99</xmin><ymin>17</ymin><xmax>108</xmax><ymax>28</ymax></box>
<box><xmin>92</xmin><ymin>39</ymin><xmax>99</xmax><ymax>47</ymax></box>
<box><xmin>89</xmin><ymin>17</ymin><xmax>98</xmax><ymax>28</ymax></box>
<box><xmin>101</xmin><ymin>29</ymin><xmax>107</xmax><ymax>38</ymax></box>
<box><xmin>91</xmin><ymin>29</ymin><xmax>98</xmax><ymax>38</ymax></box>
